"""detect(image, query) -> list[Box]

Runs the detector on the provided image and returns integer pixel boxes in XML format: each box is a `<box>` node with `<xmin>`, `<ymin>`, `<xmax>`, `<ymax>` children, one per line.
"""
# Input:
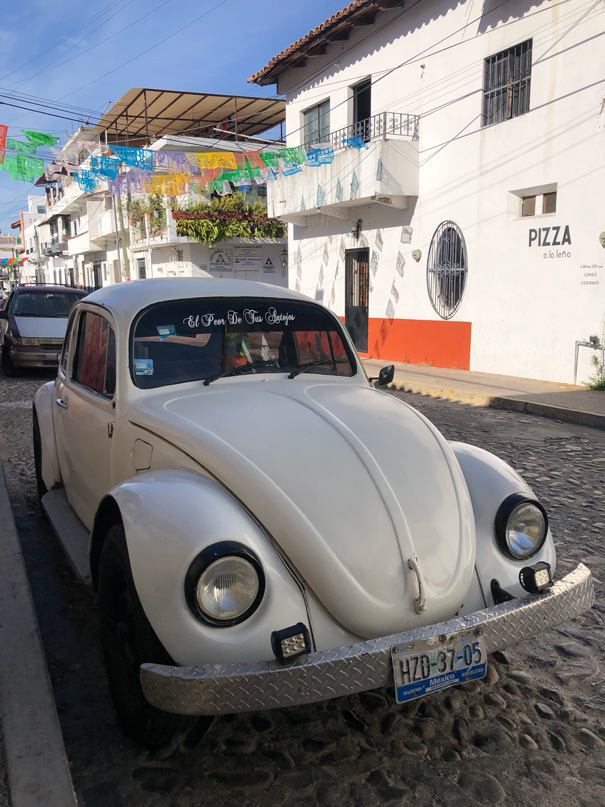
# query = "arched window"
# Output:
<box><xmin>426</xmin><ymin>221</ymin><xmax>467</xmax><ymax>319</ymax></box>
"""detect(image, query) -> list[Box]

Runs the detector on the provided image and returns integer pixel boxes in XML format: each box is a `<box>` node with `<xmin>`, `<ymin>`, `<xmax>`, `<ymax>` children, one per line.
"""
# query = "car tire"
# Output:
<box><xmin>2</xmin><ymin>346</ymin><xmax>17</xmax><ymax>377</ymax></box>
<box><xmin>32</xmin><ymin>411</ymin><xmax>48</xmax><ymax>500</ymax></box>
<box><xmin>98</xmin><ymin>524</ymin><xmax>205</xmax><ymax>751</ymax></box>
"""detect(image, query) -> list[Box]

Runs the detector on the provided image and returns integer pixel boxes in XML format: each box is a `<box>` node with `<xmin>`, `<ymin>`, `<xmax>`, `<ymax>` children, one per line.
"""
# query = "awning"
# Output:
<box><xmin>87</xmin><ymin>88</ymin><xmax>286</xmax><ymax>147</ymax></box>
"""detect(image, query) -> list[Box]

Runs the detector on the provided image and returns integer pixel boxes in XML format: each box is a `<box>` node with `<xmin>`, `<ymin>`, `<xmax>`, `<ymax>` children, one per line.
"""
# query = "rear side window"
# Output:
<box><xmin>73</xmin><ymin>312</ymin><xmax>116</xmax><ymax>397</ymax></box>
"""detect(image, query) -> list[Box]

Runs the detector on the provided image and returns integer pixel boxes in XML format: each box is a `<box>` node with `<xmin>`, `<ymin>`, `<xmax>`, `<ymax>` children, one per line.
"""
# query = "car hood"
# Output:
<box><xmin>129</xmin><ymin>379</ymin><xmax>475</xmax><ymax>638</ymax></box>
<box><xmin>12</xmin><ymin>316</ymin><xmax>67</xmax><ymax>338</ymax></box>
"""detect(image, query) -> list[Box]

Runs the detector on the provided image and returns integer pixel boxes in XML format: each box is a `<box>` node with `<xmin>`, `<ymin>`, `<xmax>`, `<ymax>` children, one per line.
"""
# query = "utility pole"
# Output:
<box><xmin>116</xmin><ymin>193</ymin><xmax>130</xmax><ymax>280</ymax></box>
<box><xmin>112</xmin><ymin>196</ymin><xmax>123</xmax><ymax>284</ymax></box>
<box><xmin>34</xmin><ymin>228</ymin><xmax>43</xmax><ymax>284</ymax></box>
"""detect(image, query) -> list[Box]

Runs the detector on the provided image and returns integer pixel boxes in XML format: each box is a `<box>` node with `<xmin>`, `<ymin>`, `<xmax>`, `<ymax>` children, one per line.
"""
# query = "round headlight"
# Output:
<box><xmin>196</xmin><ymin>556</ymin><xmax>259</xmax><ymax>621</ymax></box>
<box><xmin>495</xmin><ymin>495</ymin><xmax>548</xmax><ymax>560</ymax></box>
<box><xmin>185</xmin><ymin>542</ymin><xmax>265</xmax><ymax>626</ymax></box>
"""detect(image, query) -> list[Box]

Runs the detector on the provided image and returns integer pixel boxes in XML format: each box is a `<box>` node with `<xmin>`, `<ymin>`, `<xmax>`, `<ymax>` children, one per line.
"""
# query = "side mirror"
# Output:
<box><xmin>0</xmin><ymin>310</ymin><xmax>7</xmax><ymax>319</ymax></box>
<box><xmin>369</xmin><ymin>364</ymin><xmax>395</xmax><ymax>386</ymax></box>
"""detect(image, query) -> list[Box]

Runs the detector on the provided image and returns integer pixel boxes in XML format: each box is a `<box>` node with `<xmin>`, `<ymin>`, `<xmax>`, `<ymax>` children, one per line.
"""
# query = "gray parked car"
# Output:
<box><xmin>0</xmin><ymin>285</ymin><xmax>86</xmax><ymax>376</ymax></box>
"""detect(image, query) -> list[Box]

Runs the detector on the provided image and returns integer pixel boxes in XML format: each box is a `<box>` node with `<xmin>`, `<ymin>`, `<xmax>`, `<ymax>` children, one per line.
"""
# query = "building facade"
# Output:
<box><xmin>27</xmin><ymin>132</ymin><xmax>288</xmax><ymax>292</ymax></box>
<box><xmin>253</xmin><ymin>0</ymin><xmax>605</xmax><ymax>384</ymax></box>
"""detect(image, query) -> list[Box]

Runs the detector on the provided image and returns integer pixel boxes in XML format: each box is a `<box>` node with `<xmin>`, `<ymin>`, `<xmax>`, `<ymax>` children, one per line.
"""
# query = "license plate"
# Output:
<box><xmin>392</xmin><ymin>629</ymin><xmax>487</xmax><ymax>703</ymax></box>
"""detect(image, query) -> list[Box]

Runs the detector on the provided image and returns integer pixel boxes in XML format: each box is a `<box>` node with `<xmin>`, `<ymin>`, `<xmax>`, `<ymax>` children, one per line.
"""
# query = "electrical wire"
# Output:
<box><xmin>0</xmin><ymin>99</ymin><xmax>100</xmax><ymax>125</ymax></box>
<box><xmin>0</xmin><ymin>88</ymin><xmax>102</xmax><ymax>119</ymax></box>
<box><xmin>13</xmin><ymin>0</ymin><xmax>176</xmax><ymax>91</ymax></box>
<box><xmin>62</xmin><ymin>0</ymin><xmax>233</xmax><ymax>100</ymax></box>
<box><xmin>0</xmin><ymin>0</ymin><xmax>135</xmax><ymax>84</ymax></box>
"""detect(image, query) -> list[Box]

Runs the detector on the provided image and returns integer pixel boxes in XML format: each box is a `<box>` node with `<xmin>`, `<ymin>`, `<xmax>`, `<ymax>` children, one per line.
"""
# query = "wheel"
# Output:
<box><xmin>2</xmin><ymin>346</ymin><xmax>16</xmax><ymax>377</ymax></box>
<box><xmin>98</xmin><ymin>525</ymin><xmax>205</xmax><ymax>750</ymax></box>
<box><xmin>32</xmin><ymin>412</ymin><xmax>47</xmax><ymax>500</ymax></box>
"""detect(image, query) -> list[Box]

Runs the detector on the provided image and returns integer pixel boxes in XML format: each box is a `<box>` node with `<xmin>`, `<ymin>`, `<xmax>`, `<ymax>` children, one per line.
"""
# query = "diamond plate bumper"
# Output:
<box><xmin>140</xmin><ymin>563</ymin><xmax>593</xmax><ymax>716</ymax></box>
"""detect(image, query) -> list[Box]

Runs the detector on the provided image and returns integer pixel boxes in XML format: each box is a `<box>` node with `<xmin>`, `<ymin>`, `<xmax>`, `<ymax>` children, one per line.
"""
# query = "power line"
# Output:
<box><xmin>13</xmin><ymin>0</ymin><xmax>177</xmax><ymax>91</ymax></box>
<box><xmin>0</xmin><ymin>99</ymin><xmax>100</xmax><ymax>124</ymax></box>
<box><xmin>0</xmin><ymin>88</ymin><xmax>102</xmax><ymax>118</ymax></box>
<box><xmin>0</xmin><ymin>0</ymin><xmax>134</xmax><ymax>84</ymax></box>
<box><xmin>63</xmin><ymin>0</ymin><xmax>233</xmax><ymax>100</ymax></box>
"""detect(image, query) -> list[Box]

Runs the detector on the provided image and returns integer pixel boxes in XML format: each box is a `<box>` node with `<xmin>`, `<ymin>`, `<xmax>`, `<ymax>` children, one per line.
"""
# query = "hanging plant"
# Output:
<box><xmin>128</xmin><ymin>194</ymin><xmax>166</xmax><ymax>239</ymax></box>
<box><xmin>172</xmin><ymin>192</ymin><xmax>286</xmax><ymax>246</ymax></box>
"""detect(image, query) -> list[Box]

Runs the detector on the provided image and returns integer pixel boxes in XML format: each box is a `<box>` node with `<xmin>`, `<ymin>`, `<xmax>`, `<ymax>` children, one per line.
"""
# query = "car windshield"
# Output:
<box><xmin>12</xmin><ymin>290</ymin><xmax>85</xmax><ymax>317</ymax></box>
<box><xmin>132</xmin><ymin>297</ymin><xmax>356</xmax><ymax>389</ymax></box>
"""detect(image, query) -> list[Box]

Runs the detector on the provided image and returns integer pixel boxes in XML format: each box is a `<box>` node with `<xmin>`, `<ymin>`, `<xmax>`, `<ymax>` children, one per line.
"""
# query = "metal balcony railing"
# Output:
<box><xmin>41</xmin><ymin>241</ymin><xmax>64</xmax><ymax>256</ymax></box>
<box><xmin>329</xmin><ymin>112</ymin><xmax>419</xmax><ymax>151</ymax></box>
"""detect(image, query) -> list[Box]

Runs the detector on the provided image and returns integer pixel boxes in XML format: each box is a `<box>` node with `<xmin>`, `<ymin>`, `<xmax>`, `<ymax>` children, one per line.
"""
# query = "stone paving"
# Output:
<box><xmin>0</xmin><ymin>372</ymin><xmax>603</xmax><ymax>807</ymax></box>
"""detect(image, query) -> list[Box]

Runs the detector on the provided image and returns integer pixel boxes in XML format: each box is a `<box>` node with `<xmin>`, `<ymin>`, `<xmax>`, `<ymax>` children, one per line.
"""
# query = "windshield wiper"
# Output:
<box><xmin>288</xmin><ymin>358</ymin><xmax>347</xmax><ymax>379</ymax></box>
<box><xmin>203</xmin><ymin>358</ymin><xmax>279</xmax><ymax>385</ymax></box>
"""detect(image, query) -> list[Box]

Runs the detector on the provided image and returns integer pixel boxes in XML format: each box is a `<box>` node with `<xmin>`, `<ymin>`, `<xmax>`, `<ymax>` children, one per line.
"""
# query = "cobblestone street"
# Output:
<box><xmin>0</xmin><ymin>371</ymin><xmax>603</xmax><ymax>807</ymax></box>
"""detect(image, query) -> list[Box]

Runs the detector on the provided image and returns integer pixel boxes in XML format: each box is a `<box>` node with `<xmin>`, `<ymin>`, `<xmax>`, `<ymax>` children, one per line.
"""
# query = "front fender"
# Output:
<box><xmin>33</xmin><ymin>381</ymin><xmax>62</xmax><ymax>491</ymax></box>
<box><xmin>107</xmin><ymin>469</ymin><xmax>309</xmax><ymax>667</ymax></box>
<box><xmin>450</xmin><ymin>442</ymin><xmax>556</xmax><ymax>603</ymax></box>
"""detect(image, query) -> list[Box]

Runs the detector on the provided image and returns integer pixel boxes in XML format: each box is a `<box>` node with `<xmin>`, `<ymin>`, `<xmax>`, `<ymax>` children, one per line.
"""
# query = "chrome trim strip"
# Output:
<box><xmin>140</xmin><ymin>563</ymin><xmax>593</xmax><ymax>716</ymax></box>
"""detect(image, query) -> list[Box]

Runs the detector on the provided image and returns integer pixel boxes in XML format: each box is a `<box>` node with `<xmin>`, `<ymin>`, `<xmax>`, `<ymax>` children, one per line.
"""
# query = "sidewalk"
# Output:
<box><xmin>0</xmin><ymin>466</ymin><xmax>77</xmax><ymax>807</ymax></box>
<box><xmin>362</xmin><ymin>359</ymin><xmax>605</xmax><ymax>430</ymax></box>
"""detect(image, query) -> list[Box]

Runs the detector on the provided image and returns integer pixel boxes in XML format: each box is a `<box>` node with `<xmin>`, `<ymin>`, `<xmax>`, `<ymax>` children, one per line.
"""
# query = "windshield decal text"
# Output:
<box><xmin>183</xmin><ymin>308</ymin><xmax>296</xmax><ymax>329</ymax></box>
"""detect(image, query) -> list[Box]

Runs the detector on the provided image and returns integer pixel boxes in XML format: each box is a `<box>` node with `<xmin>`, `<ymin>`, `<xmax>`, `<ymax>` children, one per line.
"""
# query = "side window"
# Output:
<box><xmin>60</xmin><ymin>312</ymin><xmax>77</xmax><ymax>373</ymax></box>
<box><xmin>73</xmin><ymin>311</ymin><xmax>116</xmax><ymax>398</ymax></box>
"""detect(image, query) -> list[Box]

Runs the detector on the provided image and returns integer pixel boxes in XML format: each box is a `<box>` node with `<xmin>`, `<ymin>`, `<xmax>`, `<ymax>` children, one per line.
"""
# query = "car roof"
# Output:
<box><xmin>82</xmin><ymin>278</ymin><xmax>318</xmax><ymax>329</ymax></box>
<box><xmin>15</xmin><ymin>285</ymin><xmax>85</xmax><ymax>294</ymax></box>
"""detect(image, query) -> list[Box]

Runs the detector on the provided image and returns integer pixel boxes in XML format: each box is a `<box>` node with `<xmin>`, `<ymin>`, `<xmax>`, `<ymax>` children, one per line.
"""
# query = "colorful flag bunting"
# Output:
<box><xmin>22</xmin><ymin>130</ymin><xmax>60</xmax><ymax>148</ymax></box>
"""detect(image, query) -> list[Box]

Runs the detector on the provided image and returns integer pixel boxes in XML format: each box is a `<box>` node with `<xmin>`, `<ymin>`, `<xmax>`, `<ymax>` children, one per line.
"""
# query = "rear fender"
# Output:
<box><xmin>450</xmin><ymin>442</ymin><xmax>556</xmax><ymax>603</ymax></box>
<box><xmin>33</xmin><ymin>381</ymin><xmax>62</xmax><ymax>491</ymax></box>
<box><xmin>105</xmin><ymin>469</ymin><xmax>309</xmax><ymax>667</ymax></box>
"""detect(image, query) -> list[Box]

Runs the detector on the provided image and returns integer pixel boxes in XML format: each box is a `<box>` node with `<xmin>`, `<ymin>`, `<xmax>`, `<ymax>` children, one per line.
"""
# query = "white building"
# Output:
<box><xmin>18</xmin><ymin>195</ymin><xmax>47</xmax><ymax>284</ymax></box>
<box><xmin>30</xmin><ymin>89</ymin><xmax>289</xmax><ymax>292</ymax></box>
<box><xmin>252</xmin><ymin>0</ymin><xmax>605</xmax><ymax>384</ymax></box>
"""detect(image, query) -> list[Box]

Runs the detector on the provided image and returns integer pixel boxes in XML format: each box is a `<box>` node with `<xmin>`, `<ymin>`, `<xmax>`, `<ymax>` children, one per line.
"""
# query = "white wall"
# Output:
<box><xmin>274</xmin><ymin>0</ymin><xmax>605</xmax><ymax>383</ymax></box>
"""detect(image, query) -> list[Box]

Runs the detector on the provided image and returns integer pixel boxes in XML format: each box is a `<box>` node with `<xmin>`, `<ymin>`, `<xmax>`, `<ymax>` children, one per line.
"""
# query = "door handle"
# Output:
<box><xmin>55</xmin><ymin>398</ymin><xmax>69</xmax><ymax>409</ymax></box>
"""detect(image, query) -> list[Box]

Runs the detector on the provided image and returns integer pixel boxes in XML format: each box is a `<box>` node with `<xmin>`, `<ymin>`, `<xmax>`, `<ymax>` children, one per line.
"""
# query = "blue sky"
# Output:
<box><xmin>0</xmin><ymin>0</ymin><xmax>346</xmax><ymax>233</ymax></box>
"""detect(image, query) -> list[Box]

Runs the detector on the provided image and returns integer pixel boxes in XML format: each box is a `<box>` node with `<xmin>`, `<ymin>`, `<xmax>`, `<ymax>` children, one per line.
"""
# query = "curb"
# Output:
<box><xmin>388</xmin><ymin>380</ymin><xmax>605</xmax><ymax>431</ymax></box>
<box><xmin>489</xmin><ymin>397</ymin><xmax>605</xmax><ymax>431</ymax></box>
<box><xmin>0</xmin><ymin>464</ymin><xmax>77</xmax><ymax>807</ymax></box>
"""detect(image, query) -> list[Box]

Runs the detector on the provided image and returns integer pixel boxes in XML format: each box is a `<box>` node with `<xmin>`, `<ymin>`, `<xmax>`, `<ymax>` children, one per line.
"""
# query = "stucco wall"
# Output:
<box><xmin>273</xmin><ymin>0</ymin><xmax>605</xmax><ymax>383</ymax></box>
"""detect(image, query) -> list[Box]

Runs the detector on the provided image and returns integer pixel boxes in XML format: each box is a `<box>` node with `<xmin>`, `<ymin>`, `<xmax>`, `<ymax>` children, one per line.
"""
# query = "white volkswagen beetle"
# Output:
<box><xmin>33</xmin><ymin>278</ymin><xmax>593</xmax><ymax>750</ymax></box>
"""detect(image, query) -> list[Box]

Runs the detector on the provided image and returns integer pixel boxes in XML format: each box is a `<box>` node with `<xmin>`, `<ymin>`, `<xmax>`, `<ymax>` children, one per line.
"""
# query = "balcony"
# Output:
<box><xmin>268</xmin><ymin>113</ymin><xmax>419</xmax><ymax>226</ymax></box>
<box><xmin>330</xmin><ymin>112</ymin><xmax>419</xmax><ymax>151</ymax></box>
<box><xmin>46</xmin><ymin>180</ymin><xmax>88</xmax><ymax>217</ymax></box>
<box><xmin>89</xmin><ymin>208</ymin><xmax>118</xmax><ymax>247</ymax></box>
<box><xmin>41</xmin><ymin>240</ymin><xmax>64</xmax><ymax>257</ymax></box>
<box><xmin>130</xmin><ymin>214</ymin><xmax>192</xmax><ymax>249</ymax></box>
<box><xmin>67</xmin><ymin>231</ymin><xmax>103</xmax><ymax>256</ymax></box>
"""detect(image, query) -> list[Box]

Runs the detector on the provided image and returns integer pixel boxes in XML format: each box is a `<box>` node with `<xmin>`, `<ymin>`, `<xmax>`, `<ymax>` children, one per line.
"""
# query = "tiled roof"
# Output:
<box><xmin>249</xmin><ymin>0</ymin><xmax>404</xmax><ymax>86</ymax></box>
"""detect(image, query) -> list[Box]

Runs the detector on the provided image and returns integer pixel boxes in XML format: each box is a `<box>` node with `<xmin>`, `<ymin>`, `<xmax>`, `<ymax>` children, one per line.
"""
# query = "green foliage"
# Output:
<box><xmin>128</xmin><ymin>194</ymin><xmax>166</xmax><ymax>239</ymax></box>
<box><xmin>587</xmin><ymin>354</ymin><xmax>605</xmax><ymax>390</ymax></box>
<box><xmin>173</xmin><ymin>192</ymin><xmax>286</xmax><ymax>246</ymax></box>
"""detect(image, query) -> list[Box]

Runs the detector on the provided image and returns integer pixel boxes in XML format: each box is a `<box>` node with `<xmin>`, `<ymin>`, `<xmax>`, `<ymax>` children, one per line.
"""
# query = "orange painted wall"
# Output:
<box><xmin>357</xmin><ymin>318</ymin><xmax>472</xmax><ymax>370</ymax></box>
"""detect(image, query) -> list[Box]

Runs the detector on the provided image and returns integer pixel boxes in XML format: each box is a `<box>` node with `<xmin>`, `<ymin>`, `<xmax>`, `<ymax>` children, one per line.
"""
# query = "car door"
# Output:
<box><xmin>53</xmin><ymin>307</ymin><xmax>117</xmax><ymax>530</ymax></box>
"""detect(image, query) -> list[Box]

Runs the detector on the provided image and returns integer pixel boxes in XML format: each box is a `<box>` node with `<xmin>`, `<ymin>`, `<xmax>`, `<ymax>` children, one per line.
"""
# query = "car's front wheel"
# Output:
<box><xmin>2</xmin><ymin>345</ymin><xmax>17</xmax><ymax>377</ymax></box>
<box><xmin>98</xmin><ymin>525</ymin><xmax>206</xmax><ymax>750</ymax></box>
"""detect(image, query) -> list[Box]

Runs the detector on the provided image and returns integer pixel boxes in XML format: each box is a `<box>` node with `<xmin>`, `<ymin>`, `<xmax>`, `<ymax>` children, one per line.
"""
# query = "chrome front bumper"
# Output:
<box><xmin>141</xmin><ymin>563</ymin><xmax>594</xmax><ymax>716</ymax></box>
